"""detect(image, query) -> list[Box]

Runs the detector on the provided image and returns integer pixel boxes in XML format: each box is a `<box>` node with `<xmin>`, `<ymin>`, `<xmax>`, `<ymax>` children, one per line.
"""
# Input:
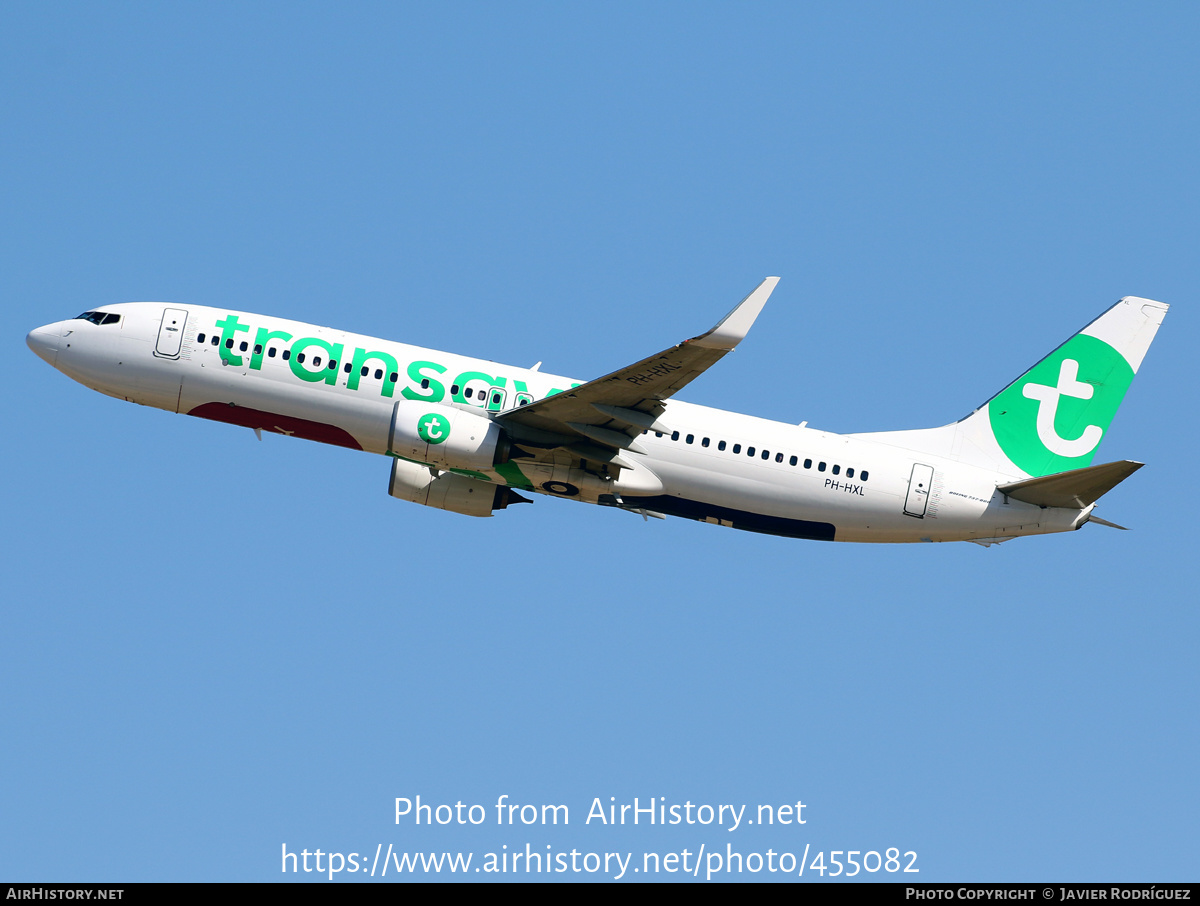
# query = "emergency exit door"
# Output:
<box><xmin>903</xmin><ymin>463</ymin><xmax>934</xmax><ymax>518</ymax></box>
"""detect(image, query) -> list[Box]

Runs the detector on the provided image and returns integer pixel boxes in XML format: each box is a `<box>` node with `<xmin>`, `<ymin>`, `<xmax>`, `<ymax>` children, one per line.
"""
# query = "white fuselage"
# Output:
<box><xmin>28</xmin><ymin>302</ymin><xmax>1087</xmax><ymax>543</ymax></box>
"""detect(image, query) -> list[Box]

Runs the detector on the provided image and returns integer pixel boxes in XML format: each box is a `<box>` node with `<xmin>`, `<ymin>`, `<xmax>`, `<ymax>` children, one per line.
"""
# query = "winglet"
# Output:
<box><xmin>689</xmin><ymin>277</ymin><xmax>779</xmax><ymax>350</ymax></box>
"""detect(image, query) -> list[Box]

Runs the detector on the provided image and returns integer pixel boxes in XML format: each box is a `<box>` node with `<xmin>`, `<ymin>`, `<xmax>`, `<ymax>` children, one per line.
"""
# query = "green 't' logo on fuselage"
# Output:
<box><xmin>988</xmin><ymin>334</ymin><xmax>1134</xmax><ymax>477</ymax></box>
<box><xmin>418</xmin><ymin>412</ymin><xmax>451</xmax><ymax>445</ymax></box>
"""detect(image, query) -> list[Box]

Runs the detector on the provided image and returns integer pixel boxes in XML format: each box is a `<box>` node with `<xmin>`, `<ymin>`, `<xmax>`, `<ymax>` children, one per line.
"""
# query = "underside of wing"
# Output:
<box><xmin>496</xmin><ymin>277</ymin><xmax>779</xmax><ymax>470</ymax></box>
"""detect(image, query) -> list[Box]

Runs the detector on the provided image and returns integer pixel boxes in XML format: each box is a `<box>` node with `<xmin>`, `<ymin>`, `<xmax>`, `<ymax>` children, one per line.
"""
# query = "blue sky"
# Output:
<box><xmin>2</xmin><ymin>2</ymin><xmax>1197</xmax><ymax>882</ymax></box>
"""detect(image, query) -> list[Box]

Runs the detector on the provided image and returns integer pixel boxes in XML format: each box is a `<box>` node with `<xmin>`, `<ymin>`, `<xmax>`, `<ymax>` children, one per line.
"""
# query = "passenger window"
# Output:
<box><xmin>421</xmin><ymin>378</ymin><xmax>430</xmax><ymax>389</ymax></box>
<box><xmin>762</xmin><ymin>449</ymin><xmax>770</xmax><ymax>460</ymax></box>
<box><xmin>343</xmin><ymin>362</ymin><xmax>352</xmax><ymax>373</ymax></box>
<box><xmin>733</xmin><ymin>444</ymin><xmax>741</xmax><ymax>454</ymax></box>
<box><xmin>268</xmin><ymin>347</ymin><xmax>276</xmax><ymax>358</ymax></box>
<box><xmin>297</xmin><ymin>353</ymin><xmax>305</xmax><ymax>363</ymax></box>
<box><xmin>776</xmin><ymin>452</ymin><xmax>784</xmax><ymax>463</ymax></box>
<box><xmin>465</xmin><ymin>388</ymin><xmax>473</xmax><ymax>398</ymax></box>
<box><xmin>747</xmin><ymin>447</ymin><xmax>755</xmax><ymax>456</ymax></box>
<box><xmin>789</xmin><ymin>455</ymin><xmax>798</xmax><ymax>466</ymax></box>
<box><xmin>861</xmin><ymin>470</ymin><xmax>869</xmax><ymax>482</ymax></box>
<box><xmin>313</xmin><ymin>356</ymin><xmax>322</xmax><ymax>366</ymax></box>
<box><xmin>655</xmin><ymin>432</ymin><xmax>663</xmax><ymax>438</ymax></box>
<box><xmin>492</xmin><ymin>393</ymin><xmax>501</xmax><ymax>405</ymax></box>
<box><xmin>702</xmin><ymin>437</ymin><xmax>710</xmax><ymax>447</ymax></box>
<box><xmin>282</xmin><ymin>349</ymin><xmax>291</xmax><ymax>360</ymax></box>
<box><xmin>818</xmin><ymin>462</ymin><xmax>826</xmax><ymax>472</ymax></box>
<box><xmin>374</xmin><ymin>369</ymin><xmax>383</xmax><ymax>380</ymax></box>
<box><xmin>197</xmin><ymin>333</ymin><xmax>206</xmax><ymax>343</ymax></box>
<box><xmin>832</xmin><ymin>464</ymin><xmax>840</xmax><ymax>475</ymax></box>
<box><xmin>329</xmin><ymin>360</ymin><xmax>337</xmax><ymax>370</ymax></box>
<box><xmin>718</xmin><ymin>441</ymin><xmax>727</xmax><ymax>451</ymax></box>
<box><xmin>671</xmin><ymin>431</ymin><xmax>680</xmax><ymax>441</ymax></box>
<box><xmin>240</xmin><ymin>341</ymin><xmax>249</xmax><ymax>352</ymax></box>
<box><xmin>254</xmin><ymin>344</ymin><xmax>263</xmax><ymax>355</ymax></box>
<box><xmin>211</xmin><ymin>336</ymin><xmax>219</xmax><ymax>346</ymax></box>
<box><xmin>686</xmin><ymin>434</ymin><xmax>694</xmax><ymax>444</ymax></box>
<box><xmin>389</xmin><ymin>373</ymin><xmax>398</xmax><ymax>382</ymax></box>
<box><xmin>846</xmin><ymin>468</ymin><xmax>855</xmax><ymax>478</ymax></box>
<box><xmin>226</xmin><ymin>339</ymin><xmax>234</xmax><ymax>349</ymax></box>
<box><xmin>804</xmin><ymin>458</ymin><xmax>812</xmax><ymax>469</ymax></box>
<box><xmin>450</xmin><ymin>385</ymin><xmax>460</xmax><ymax>395</ymax></box>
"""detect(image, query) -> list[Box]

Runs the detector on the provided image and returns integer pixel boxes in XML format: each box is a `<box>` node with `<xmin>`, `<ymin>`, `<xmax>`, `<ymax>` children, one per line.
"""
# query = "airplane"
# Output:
<box><xmin>25</xmin><ymin>279</ymin><xmax>1168</xmax><ymax>545</ymax></box>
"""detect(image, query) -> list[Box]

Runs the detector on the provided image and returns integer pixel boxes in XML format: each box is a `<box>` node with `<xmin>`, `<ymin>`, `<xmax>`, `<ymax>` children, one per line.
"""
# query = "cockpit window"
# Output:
<box><xmin>74</xmin><ymin>311</ymin><xmax>121</xmax><ymax>326</ymax></box>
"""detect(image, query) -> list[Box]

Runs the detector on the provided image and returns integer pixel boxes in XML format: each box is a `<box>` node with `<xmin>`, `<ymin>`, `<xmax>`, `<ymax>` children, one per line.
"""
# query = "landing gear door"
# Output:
<box><xmin>904</xmin><ymin>463</ymin><xmax>934</xmax><ymax>518</ymax></box>
<box><xmin>154</xmin><ymin>308</ymin><xmax>189</xmax><ymax>358</ymax></box>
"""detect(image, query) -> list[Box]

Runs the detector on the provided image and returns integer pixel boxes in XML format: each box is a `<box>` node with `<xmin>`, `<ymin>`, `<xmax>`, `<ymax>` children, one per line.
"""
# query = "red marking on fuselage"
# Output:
<box><xmin>187</xmin><ymin>402</ymin><xmax>363</xmax><ymax>450</ymax></box>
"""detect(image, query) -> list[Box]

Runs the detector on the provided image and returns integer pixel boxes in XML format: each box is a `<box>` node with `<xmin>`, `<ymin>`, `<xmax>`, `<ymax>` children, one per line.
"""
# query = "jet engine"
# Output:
<box><xmin>387</xmin><ymin>400</ymin><xmax>508</xmax><ymax>472</ymax></box>
<box><xmin>388</xmin><ymin>457</ymin><xmax>529</xmax><ymax>517</ymax></box>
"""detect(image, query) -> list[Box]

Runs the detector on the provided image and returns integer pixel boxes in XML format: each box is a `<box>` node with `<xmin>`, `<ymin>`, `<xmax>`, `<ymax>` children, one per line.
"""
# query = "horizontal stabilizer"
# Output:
<box><xmin>997</xmin><ymin>460</ymin><xmax>1143</xmax><ymax>509</ymax></box>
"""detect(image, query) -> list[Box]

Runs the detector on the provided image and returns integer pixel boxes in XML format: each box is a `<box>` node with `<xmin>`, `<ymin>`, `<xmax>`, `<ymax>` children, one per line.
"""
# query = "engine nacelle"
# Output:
<box><xmin>388</xmin><ymin>458</ymin><xmax>527</xmax><ymax>517</ymax></box>
<box><xmin>388</xmin><ymin>400</ymin><xmax>504</xmax><ymax>472</ymax></box>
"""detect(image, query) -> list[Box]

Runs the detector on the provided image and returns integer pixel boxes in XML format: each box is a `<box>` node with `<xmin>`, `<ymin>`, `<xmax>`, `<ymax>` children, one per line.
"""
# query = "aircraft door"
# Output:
<box><xmin>486</xmin><ymin>388</ymin><xmax>507</xmax><ymax>412</ymax></box>
<box><xmin>154</xmin><ymin>308</ymin><xmax>189</xmax><ymax>358</ymax></box>
<box><xmin>903</xmin><ymin>463</ymin><xmax>935</xmax><ymax>518</ymax></box>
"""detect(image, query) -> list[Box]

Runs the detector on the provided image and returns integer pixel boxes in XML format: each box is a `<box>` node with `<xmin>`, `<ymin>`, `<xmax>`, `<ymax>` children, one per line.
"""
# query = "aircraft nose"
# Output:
<box><xmin>26</xmin><ymin>323</ymin><xmax>61</xmax><ymax>366</ymax></box>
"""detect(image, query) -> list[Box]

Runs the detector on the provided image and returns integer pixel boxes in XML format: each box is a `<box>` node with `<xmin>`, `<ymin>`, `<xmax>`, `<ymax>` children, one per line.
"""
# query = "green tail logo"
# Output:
<box><xmin>988</xmin><ymin>334</ymin><xmax>1134</xmax><ymax>477</ymax></box>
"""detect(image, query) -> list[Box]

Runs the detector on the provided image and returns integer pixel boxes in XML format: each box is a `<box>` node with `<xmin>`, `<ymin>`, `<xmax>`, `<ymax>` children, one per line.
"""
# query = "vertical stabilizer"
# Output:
<box><xmin>851</xmin><ymin>297</ymin><xmax>1169</xmax><ymax>478</ymax></box>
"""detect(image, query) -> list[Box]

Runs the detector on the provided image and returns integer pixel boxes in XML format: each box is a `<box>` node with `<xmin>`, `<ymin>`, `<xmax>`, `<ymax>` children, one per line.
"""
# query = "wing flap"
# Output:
<box><xmin>591</xmin><ymin>404</ymin><xmax>673</xmax><ymax>434</ymax></box>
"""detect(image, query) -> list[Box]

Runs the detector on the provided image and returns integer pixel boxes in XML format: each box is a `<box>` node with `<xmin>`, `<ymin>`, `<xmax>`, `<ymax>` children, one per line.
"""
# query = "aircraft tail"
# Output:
<box><xmin>997</xmin><ymin>459</ymin><xmax>1143</xmax><ymax>508</ymax></box>
<box><xmin>851</xmin><ymin>296</ymin><xmax>1169</xmax><ymax>478</ymax></box>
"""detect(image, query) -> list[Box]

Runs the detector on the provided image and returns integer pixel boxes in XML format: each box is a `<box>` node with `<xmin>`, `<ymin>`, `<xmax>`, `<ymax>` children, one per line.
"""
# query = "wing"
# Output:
<box><xmin>497</xmin><ymin>277</ymin><xmax>779</xmax><ymax>469</ymax></box>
